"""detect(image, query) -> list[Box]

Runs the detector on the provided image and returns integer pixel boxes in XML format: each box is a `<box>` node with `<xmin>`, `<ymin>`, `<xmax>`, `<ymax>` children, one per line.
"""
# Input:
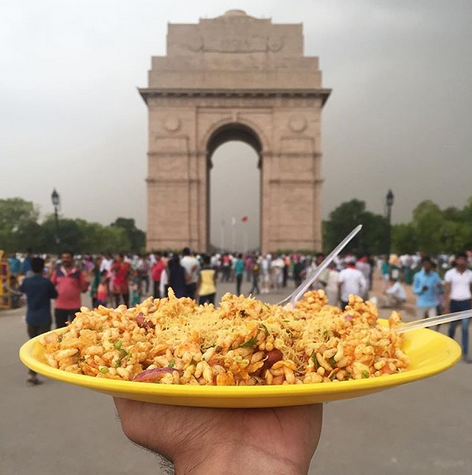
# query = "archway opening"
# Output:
<box><xmin>207</xmin><ymin>123</ymin><xmax>262</xmax><ymax>253</ymax></box>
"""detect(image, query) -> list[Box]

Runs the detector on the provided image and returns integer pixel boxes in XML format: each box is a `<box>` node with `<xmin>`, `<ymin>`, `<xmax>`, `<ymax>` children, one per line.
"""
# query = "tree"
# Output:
<box><xmin>323</xmin><ymin>199</ymin><xmax>388</xmax><ymax>255</ymax></box>
<box><xmin>392</xmin><ymin>223</ymin><xmax>417</xmax><ymax>254</ymax></box>
<box><xmin>38</xmin><ymin>216</ymin><xmax>84</xmax><ymax>254</ymax></box>
<box><xmin>111</xmin><ymin>218</ymin><xmax>145</xmax><ymax>253</ymax></box>
<box><xmin>0</xmin><ymin>198</ymin><xmax>40</xmax><ymax>252</ymax></box>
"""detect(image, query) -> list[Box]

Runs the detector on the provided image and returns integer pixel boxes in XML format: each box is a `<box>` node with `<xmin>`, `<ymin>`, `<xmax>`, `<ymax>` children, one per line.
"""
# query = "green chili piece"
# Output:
<box><xmin>99</xmin><ymin>366</ymin><xmax>109</xmax><ymax>374</ymax></box>
<box><xmin>362</xmin><ymin>370</ymin><xmax>369</xmax><ymax>378</ymax></box>
<box><xmin>114</xmin><ymin>340</ymin><xmax>122</xmax><ymax>350</ymax></box>
<box><xmin>240</xmin><ymin>337</ymin><xmax>258</xmax><ymax>348</ymax></box>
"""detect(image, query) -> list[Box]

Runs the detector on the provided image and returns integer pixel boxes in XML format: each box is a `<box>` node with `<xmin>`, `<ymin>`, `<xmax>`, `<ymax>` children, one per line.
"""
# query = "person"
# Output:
<box><xmin>293</xmin><ymin>256</ymin><xmax>305</xmax><ymax>288</ymax></box>
<box><xmin>42</xmin><ymin>255</ymin><xmax>54</xmax><ymax>279</ymax></box>
<box><xmin>180</xmin><ymin>248</ymin><xmax>199</xmax><ymax>299</ymax></box>
<box><xmin>111</xmin><ymin>254</ymin><xmax>131</xmax><ymax>307</ymax></box>
<box><xmin>271</xmin><ymin>255</ymin><xmax>285</xmax><ymax>291</ymax></box>
<box><xmin>159</xmin><ymin>265</ymin><xmax>169</xmax><ymax>298</ymax></box>
<box><xmin>151</xmin><ymin>252</ymin><xmax>165</xmax><ymax>299</ymax></box>
<box><xmin>115</xmin><ymin>399</ymin><xmax>322</xmax><ymax>475</ymax></box>
<box><xmin>381</xmin><ymin>257</ymin><xmax>390</xmax><ymax>286</ymax></box>
<box><xmin>130</xmin><ymin>270</ymin><xmax>142</xmax><ymax>306</ymax></box>
<box><xmin>22</xmin><ymin>248</ymin><xmax>33</xmax><ymax>277</ymax></box>
<box><xmin>338</xmin><ymin>258</ymin><xmax>367</xmax><ymax>308</ymax></box>
<box><xmin>283</xmin><ymin>255</ymin><xmax>290</xmax><ymax>288</ymax></box>
<box><xmin>8</xmin><ymin>253</ymin><xmax>22</xmax><ymax>280</ymax></box>
<box><xmin>310</xmin><ymin>253</ymin><xmax>329</xmax><ymax>292</ymax></box>
<box><xmin>260</xmin><ymin>254</ymin><xmax>270</xmax><ymax>294</ymax></box>
<box><xmin>198</xmin><ymin>254</ymin><xmax>216</xmax><ymax>305</ymax></box>
<box><xmin>51</xmin><ymin>251</ymin><xmax>88</xmax><ymax>328</ymax></box>
<box><xmin>356</xmin><ymin>255</ymin><xmax>371</xmax><ymax>299</ymax></box>
<box><xmin>221</xmin><ymin>254</ymin><xmax>231</xmax><ymax>282</ymax></box>
<box><xmin>445</xmin><ymin>252</ymin><xmax>472</xmax><ymax>363</ymax></box>
<box><xmin>20</xmin><ymin>257</ymin><xmax>58</xmax><ymax>384</ymax></box>
<box><xmin>250</xmin><ymin>259</ymin><xmax>261</xmax><ymax>295</ymax></box>
<box><xmin>432</xmin><ymin>262</ymin><xmax>445</xmax><ymax>316</ymax></box>
<box><xmin>390</xmin><ymin>256</ymin><xmax>401</xmax><ymax>281</ymax></box>
<box><xmin>138</xmin><ymin>254</ymin><xmax>151</xmax><ymax>295</ymax></box>
<box><xmin>234</xmin><ymin>253</ymin><xmax>245</xmax><ymax>295</ymax></box>
<box><xmin>413</xmin><ymin>256</ymin><xmax>442</xmax><ymax>321</ymax></box>
<box><xmin>96</xmin><ymin>270</ymin><xmax>109</xmax><ymax>306</ymax></box>
<box><xmin>90</xmin><ymin>255</ymin><xmax>103</xmax><ymax>308</ymax></box>
<box><xmin>168</xmin><ymin>254</ymin><xmax>187</xmax><ymax>298</ymax></box>
<box><xmin>382</xmin><ymin>277</ymin><xmax>407</xmax><ymax>308</ymax></box>
<box><xmin>100</xmin><ymin>253</ymin><xmax>113</xmax><ymax>273</ymax></box>
<box><xmin>325</xmin><ymin>262</ymin><xmax>340</xmax><ymax>306</ymax></box>
<box><xmin>244</xmin><ymin>255</ymin><xmax>252</xmax><ymax>282</ymax></box>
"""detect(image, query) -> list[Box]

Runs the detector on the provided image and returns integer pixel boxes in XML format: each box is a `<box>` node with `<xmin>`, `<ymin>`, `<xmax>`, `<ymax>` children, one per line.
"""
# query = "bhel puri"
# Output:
<box><xmin>40</xmin><ymin>289</ymin><xmax>409</xmax><ymax>386</ymax></box>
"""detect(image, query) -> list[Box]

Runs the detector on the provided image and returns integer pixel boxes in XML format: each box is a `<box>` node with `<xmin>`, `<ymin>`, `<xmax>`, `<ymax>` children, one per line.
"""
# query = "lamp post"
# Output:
<box><xmin>385</xmin><ymin>189</ymin><xmax>394</xmax><ymax>260</ymax></box>
<box><xmin>51</xmin><ymin>189</ymin><xmax>61</xmax><ymax>255</ymax></box>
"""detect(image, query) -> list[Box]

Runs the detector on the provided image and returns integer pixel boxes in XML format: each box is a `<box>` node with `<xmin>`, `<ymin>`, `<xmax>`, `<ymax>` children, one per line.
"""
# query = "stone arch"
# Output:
<box><xmin>201</xmin><ymin>118</ymin><xmax>270</xmax><ymax>159</ymax></box>
<box><xmin>140</xmin><ymin>11</ymin><xmax>330</xmax><ymax>252</ymax></box>
<box><xmin>205</xmin><ymin>122</ymin><xmax>263</xmax><ymax>251</ymax></box>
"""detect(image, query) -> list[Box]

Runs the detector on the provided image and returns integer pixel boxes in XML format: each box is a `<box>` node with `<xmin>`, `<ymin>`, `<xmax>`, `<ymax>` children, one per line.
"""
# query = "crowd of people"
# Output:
<box><xmin>4</xmin><ymin>247</ymin><xmax>472</xmax><ymax>383</ymax></box>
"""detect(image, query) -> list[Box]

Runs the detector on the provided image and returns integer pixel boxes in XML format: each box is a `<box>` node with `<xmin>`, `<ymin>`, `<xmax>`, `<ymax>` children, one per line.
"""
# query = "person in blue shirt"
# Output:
<box><xmin>235</xmin><ymin>254</ymin><xmax>245</xmax><ymax>295</ymax></box>
<box><xmin>21</xmin><ymin>248</ymin><xmax>33</xmax><ymax>276</ymax></box>
<box><xmin>8</xmin><ymin>253</ymin><xmax>22</xmax><ymax>277</ymax></box>
<box><xmin>413</xmin><ymin>256</ymin><xmax>442</xmax><ymax>321</ymax></box>
<box><xmin>19</xmin><ymin>257</ymin><xmax>58</xmax><ymax>385</ymax></box>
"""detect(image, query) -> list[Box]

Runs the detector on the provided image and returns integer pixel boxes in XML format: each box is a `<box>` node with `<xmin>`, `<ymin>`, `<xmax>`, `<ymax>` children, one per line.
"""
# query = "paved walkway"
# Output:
<box><xmin>1</xmin><ymin>277</ymin><xmax>471</xmax><ymax>475</ymax></box>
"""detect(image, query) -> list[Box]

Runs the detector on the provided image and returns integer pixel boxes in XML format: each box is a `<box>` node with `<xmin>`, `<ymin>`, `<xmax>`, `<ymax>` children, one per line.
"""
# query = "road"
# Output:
<box><xmin>1</xmin><ymin>279</ymin><xmax>471</xmax><ymax>475</ymax></box>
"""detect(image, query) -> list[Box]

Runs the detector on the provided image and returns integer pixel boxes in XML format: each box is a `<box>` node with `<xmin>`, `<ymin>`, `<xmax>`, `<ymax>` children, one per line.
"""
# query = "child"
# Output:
<box><xmin>19</xmin><ymin>257</ymin><xmax>58</xmax><ymax>385</ymax></box>
<box><xmin>130</xmin><ymin>270</ymin><xmax>142</xmax><ymax>306</ymax></box>
<box><xmin>96</xmin><ymin>270</ymin><xmax>109</xmax><ymax>306</ymax></box>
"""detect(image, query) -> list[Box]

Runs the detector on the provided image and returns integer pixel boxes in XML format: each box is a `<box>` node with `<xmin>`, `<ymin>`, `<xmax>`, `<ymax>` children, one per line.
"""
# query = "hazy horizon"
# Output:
<box><xmin>2</xmin><ymin>1</ymin><xmax>472</xmax><ymax>248</ymax></box>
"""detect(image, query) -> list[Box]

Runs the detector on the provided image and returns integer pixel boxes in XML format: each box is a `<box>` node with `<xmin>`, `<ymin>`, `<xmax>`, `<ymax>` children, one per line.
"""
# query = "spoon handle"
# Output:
<box><xmin>279</xmin><ymin>224</ymin><xmax>362</xmax><ymax>308</ymax></box>
<box><xmin>396</xmin><ymin>309</ymin><xmax>472</xmax><ymax>333</ymax></box>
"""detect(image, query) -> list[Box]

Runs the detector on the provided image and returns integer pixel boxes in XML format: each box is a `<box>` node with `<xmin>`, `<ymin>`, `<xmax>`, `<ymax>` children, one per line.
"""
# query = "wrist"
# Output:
<box><xmin>174</xmin><ymin>442</ymin><xmax>309</xmax><ymax>475</ymax></box>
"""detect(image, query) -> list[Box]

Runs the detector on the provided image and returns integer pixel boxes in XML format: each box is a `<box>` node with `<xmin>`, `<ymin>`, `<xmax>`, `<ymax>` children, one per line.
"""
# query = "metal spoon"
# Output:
<box><xmin>277</xmin><ymin>224</ymin><xmax>363</xmax><ymax>308</ymax></box>
<box><xmin>396</xmin><ymin>309</ymin><xmax>472</xmax><ymax>333</ymax></box>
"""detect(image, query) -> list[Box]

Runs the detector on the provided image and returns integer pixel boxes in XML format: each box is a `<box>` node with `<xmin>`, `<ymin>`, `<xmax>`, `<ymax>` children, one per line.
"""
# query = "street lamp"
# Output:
<box><xmin>51</xmin><ymin>189</ymin><xmax>61</xmax><ymax>255</ymax></box>
<box><xmin>385</xmin><ymin>189</ymin><xmax>395</xmax><ymax>259</ymax></box>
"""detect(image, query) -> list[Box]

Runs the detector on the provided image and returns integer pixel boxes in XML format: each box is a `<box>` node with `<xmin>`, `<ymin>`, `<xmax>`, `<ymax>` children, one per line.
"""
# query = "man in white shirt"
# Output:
<box><xmin>260</xmin><ymin>255</ymin><xmax>271</xmax><ymax>294</ymax></box>
<box><xmin>445</xmin><ymin>252</ymin><xmax>472</xmax><ymax>363</ymax></box>
<box><xmin>338</xmin><ymin>258</ymin><xmax>367</xmax><ymax>308</ymax></box>
<box><xmin>271</xmin><ymin>256</ymin><xmax>285</xmax><ymax>290</ymax></box>
<box><xmin>382</xmin><ymin>278</ymin><xmax>407</xmax><ymax>308</ymax></box>
<box><xmin>180</xmin><ymin>247</ymin><xmax>200</xmax><ymax>300</ymax></box>
<box><xmin>325</xmin><ymin>262</ymin><xmax>340</xmax><ymax>306</ymax></box>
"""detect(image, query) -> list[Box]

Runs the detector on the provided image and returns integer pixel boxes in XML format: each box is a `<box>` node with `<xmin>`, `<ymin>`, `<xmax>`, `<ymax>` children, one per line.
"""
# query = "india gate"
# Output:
<box><xmin>140</xmin><ymin>10</ymin><xmax>330</xmax><ymax>252</ymax></box>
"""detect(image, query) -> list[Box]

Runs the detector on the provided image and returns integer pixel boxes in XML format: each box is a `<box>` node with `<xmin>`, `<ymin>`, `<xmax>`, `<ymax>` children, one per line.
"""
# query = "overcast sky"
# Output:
<box><xmin>2</xmin><ymin>1</ymin><xmax>472</xmax><ymax>250</ymax></box>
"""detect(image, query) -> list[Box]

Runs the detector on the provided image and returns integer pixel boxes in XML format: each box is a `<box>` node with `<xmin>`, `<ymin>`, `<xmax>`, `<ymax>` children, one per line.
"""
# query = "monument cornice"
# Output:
<box><xmin>139</xmin><ymin>88</ymin><xmax>331</xmax><ymax>106</ymax></box>
<box><xmin>269</xmin><ymin>179</ymin><xmax>324</xmax><ymax>185</ymax></box>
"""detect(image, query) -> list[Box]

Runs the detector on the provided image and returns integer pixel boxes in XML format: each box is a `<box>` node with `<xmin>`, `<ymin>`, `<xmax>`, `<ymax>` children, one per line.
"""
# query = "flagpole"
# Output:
<box><xmin>241</xmin><ymin>216</ymin><xmax>249</xmax><ymax>253</ymax></box>
<box><xmin>231</xmin><ymin>217</ymin><xmax>236</xmax><ymax>252</ymax></box>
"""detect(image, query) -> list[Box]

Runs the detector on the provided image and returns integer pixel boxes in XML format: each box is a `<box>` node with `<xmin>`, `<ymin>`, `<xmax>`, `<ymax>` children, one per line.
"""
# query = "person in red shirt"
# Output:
<box><xmin>51</xmin><ymin>251</ymin><xmax>88</xmax><ymax>328</ymax></box>
<box><xmin>151</xmin><ymin>252</ymin><xmax>166</xmax><ymax>299</ymax></box>
<box><xmin>111</xmin><ymin>254</ymin><xmax>131</xmax><ymax>307</ymax></box>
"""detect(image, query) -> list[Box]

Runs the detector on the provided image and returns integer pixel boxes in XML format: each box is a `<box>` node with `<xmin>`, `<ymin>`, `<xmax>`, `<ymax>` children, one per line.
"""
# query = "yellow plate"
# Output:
<box><xmin>19</xmin><ymin>324</ymin><xmax>461</xmax><ymax>408</ymax></box>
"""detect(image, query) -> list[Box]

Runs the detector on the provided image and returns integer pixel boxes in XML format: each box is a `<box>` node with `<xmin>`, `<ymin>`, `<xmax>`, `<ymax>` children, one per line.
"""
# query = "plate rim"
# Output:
<box><xmin>19</xmin><ymin>325</ymin><xmax>462</xmax><ymax>401</ymax></box>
